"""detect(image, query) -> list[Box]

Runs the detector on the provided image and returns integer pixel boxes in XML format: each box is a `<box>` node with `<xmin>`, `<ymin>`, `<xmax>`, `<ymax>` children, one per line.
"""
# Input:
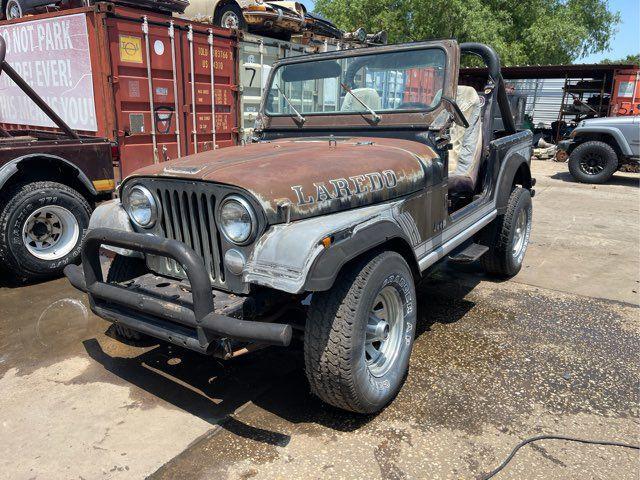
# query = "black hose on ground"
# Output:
<box><xmin>481</xmin><ymin>434</ymin><xmax>640</xmax><ymax>479</ymax></box>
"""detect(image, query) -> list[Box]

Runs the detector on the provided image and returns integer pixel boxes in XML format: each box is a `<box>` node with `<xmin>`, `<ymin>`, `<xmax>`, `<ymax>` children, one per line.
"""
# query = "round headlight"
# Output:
<box><xmin>126</xmin><ymin>185</ymin><xmax>157</xmax><ymax>228</ymax></box>
<box><xmin>219</xmin><ymin>196</ymin><xmax>256</xmax><ymax>245</ymax></box>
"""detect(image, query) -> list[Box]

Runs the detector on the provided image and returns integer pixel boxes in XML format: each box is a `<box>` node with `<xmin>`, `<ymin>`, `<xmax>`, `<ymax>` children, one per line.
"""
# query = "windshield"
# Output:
<box><xmin>265</xmin><ymin>47</ymin><xmax>446</xmax><ymax>117</ymax></box>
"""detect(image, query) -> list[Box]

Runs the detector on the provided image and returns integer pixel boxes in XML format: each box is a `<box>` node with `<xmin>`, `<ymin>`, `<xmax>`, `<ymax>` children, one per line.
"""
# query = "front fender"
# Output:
<box><xmin>573</xmin><ymin>127</ymin><xmax>632</xmax><ymax>156</ymax></box>
<box><xmin>243</xmin><ymin>201</ymin><xmax>416</xmax><ymax>294</ymax></box>
<box><xmin>88</xmin><ymin>200</ymin><xmax>142</xmax><ymax>258</ymax></box>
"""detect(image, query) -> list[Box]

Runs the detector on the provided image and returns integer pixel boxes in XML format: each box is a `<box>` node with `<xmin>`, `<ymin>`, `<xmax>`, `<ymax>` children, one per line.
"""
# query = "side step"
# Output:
<box><xmin>448</xmin><ymin>243</ymin><xmax>489</xmax><ymax>264</ymax></box>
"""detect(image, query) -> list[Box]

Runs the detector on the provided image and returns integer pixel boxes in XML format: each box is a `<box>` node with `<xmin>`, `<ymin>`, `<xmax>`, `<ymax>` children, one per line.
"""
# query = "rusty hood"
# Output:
<box><xmin>129</xmin><ymin>137</ymin><xmax>436</xmax><ymax>223</ymax></box>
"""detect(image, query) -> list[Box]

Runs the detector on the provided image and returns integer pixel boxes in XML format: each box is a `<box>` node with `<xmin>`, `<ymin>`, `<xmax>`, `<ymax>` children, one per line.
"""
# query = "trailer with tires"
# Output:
<box><xmin>0</xmin><ymin>35</ymin><xmax>113</xmax><ymax>280</ymax></box>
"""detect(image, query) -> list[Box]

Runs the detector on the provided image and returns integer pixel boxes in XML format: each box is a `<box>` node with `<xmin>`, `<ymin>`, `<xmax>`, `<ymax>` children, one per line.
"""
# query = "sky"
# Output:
<box><xmin>580</xmin><ymin>0</ymin><xmax>640</xmax><ymax>63</ymax></box>
<box><xmin>300</xmin><ymin>0</ymin><xmax>639</xmax><ymax>63</ymax></box>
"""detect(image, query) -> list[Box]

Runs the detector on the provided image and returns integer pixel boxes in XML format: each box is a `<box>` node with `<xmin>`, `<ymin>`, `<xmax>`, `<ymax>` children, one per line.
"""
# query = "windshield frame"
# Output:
<box><xmin>261</xmin><ymin>42</ymin><xmax>450</xmax><ymax>120</ymax></box>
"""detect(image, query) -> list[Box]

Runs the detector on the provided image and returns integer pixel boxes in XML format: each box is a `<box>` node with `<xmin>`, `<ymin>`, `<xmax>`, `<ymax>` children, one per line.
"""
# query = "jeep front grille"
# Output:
<box><xmin>147</xmin><ymin>183</ymin><xmax>225</xmax><ymax>287</ymax></box>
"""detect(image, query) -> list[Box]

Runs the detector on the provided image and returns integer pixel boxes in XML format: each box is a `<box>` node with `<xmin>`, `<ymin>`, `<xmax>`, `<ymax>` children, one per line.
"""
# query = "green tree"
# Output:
<box><xmin>601</xmin><ymin>54</ymin><xmax>640</xmax><ymax>66</ymax></box>
<box><xmin>315</xmin><ymin>0</ymin><xmax>620</xmax><ymax>65</ymax></box>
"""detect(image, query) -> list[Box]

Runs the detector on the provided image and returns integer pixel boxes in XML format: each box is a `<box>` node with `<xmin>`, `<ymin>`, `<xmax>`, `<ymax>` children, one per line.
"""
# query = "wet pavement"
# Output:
<box><xmin>150</xmin><ymin>278</ymin><xmax>639</xmax><ymax>480</ymax></box>
<box><xmin>0</xmin><ymin>161</ymin><xmax>638</xmax><ymax>479</ymax></box>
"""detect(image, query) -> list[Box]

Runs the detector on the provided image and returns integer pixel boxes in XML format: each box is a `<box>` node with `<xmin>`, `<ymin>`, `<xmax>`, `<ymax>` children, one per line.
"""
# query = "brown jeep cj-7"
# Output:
<box><xmin>66</xmin><ymin>39</ymin><xmax>534</xmax><ymax>413</ymax></box>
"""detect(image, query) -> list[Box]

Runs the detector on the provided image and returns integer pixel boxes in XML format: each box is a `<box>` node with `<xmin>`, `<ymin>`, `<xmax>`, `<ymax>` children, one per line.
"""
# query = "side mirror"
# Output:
<box><xmin>441</xmin><ymin>96</ymin><xmax>469</xmax><ymax>128</ymax></box>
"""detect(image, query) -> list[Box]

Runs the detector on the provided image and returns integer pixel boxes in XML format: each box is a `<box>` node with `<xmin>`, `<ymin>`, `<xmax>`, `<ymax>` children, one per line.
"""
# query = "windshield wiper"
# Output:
<box><xmin>276</xmin><ymin>84</ymin><xmax>306</xmax><ymax>125</ymax></box>
<box><xmin>340</xmin><ymin>83</ymin><xmax>381</xmax><ymax>124</ymax></box>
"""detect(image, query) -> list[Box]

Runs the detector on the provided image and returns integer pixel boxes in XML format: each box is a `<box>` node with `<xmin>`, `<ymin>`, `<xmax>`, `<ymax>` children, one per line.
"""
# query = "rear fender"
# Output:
<box><xmin>243</xmin><ymin>201</ymin><xmax>418</xmax><ymax>294</ymax></box>
<box><xmin>0</xmin><ymin>154</ymin><xmax>98</xmax><ymax>195</ymax></box>
<box><xmin>494</xmin><ymin>132</ymin><xmax>533</xmax><ymax>214</ymax></box>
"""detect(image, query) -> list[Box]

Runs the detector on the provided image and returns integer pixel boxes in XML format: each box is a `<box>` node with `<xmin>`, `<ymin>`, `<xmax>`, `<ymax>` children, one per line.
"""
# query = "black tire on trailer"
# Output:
<box><xmin>304</xmin><ymin>251</ymin><xmax>417</xmax><ymax>414</ymax></box>
<box><xmin>214</xmin><ymin>3</ymin><xmax>247</xmax><ymax>30</ymax></box>
<box><xmin>0</xmin><ymin>181</ymin><xmax>91</xmax><ymax>281</ymax></box>
<box><xmin>107</xmin><ymin>254</ymin><xmax>150</xmax><ymax>341</ymax></box>
<box><xmin>568</xmin><ymin>140</ymin><xmax>619</xmax><ymax>184</ymax></box>
<box><xmin>480</xmin><ymin>187</ymin><xmax>532</xmax><ymax>278</ymax></box>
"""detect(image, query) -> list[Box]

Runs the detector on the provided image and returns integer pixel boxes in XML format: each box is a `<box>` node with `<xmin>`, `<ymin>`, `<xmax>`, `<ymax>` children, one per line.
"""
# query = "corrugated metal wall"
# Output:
<box><xmin>511</xmin><ymin>78</ymin><xmax>566</xmax><ymax>127</ymax></box>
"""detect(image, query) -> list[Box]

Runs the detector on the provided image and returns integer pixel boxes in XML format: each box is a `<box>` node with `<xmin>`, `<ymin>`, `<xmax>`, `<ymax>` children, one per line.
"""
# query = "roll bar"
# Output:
<box><xmin>460</xmin><ymin>42</ymin><xmax>516</xmax><ymax>134</ymax></box>
<box><xmin>0</xmin><ymin>36</ymin><xmax>79</xmax><ymax>140</ymax></box>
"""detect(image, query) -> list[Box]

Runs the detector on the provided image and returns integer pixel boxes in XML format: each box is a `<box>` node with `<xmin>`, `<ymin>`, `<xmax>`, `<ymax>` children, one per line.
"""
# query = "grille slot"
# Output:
<box><xmin>148</xmin><ymin>184</ymin><xmax>225</xmax><ymax>287</ymax></box>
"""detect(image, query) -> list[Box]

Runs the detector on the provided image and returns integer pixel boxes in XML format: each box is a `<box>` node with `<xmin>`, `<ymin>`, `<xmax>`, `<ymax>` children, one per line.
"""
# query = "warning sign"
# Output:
<box><xmin>0</xmin><ymin>13</ymin><xmax>98</xmax><ymax>131</ymax></box>
<box><xmin>119</xmin><ymin>35</ymin><xmax>143</xmax><ymax>64</ymax></box>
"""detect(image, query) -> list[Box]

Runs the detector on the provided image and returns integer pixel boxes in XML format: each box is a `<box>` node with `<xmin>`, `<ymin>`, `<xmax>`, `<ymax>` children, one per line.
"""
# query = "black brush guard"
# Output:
<box><xmin>64</xmin><ymin>228</ymin><xmax>292</xmax><ymax>354</ymax></box>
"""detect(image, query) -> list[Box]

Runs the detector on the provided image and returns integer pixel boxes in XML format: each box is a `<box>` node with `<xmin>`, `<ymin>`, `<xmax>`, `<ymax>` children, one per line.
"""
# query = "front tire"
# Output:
<box><xmin>568</xmin><ymin>140</ymin><xmax>619</xmax><ymax>184</ymax></box>
<box><xmin>107</xmin><ymin>255</ymin><xmax>150</xmax><ymax>341</ymax></box>
<box><xmin>480</xmin><ymin>187</ymin><xmax>532</xmax><ymax>277</ymax></box>
<box><xmin>0</xmin><ymin>181</ymin><xmax>91</xmax><ymax>281</ymax></box>
<box><xmin>304</xmin><ymin>251</ymin><xmax>417</xmax><ymax>414</ymax></box>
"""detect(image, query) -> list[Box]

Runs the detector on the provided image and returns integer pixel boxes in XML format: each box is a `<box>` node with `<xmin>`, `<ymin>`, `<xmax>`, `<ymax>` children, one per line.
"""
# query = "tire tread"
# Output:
<box><xmin>304</xmin><ymin>251</ymin><xmax>403</xmax><ymax>413</ymax></box>
<box><xmin>0</xmin><ymin>180</ymin><xmax>90</xmax><ymax>279</ymax></box>
<box><xmin>480</xmin><ymin>187</ymin><xmax>530</xmax><ymax>277</ymax></box>
<box><xmin>568</xmin><ymin>140</ymin><xmax>618</xmax><ymax>184</ymax></box>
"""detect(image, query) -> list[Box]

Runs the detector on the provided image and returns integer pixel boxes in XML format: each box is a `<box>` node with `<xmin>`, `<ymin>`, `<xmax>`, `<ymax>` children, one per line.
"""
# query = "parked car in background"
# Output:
<box><xmin>1</xmin><ymin>0</ymin><xmax>189</xmax><ymax>20</ymax></box>
<box><xmin>112</xmin><ymin>0</ymin><xmax>188</xmax><ymax>14</ymax></box>
<box><xmin>185</xmin><ymin>0</ymin><xmax>342</xmax><ymax>39</ymax></box>
<box><xmin>1</xmin><ymin>0</ymin><xmax>57</xmax><ymax>19</ymax></box>
<box><xmin>558</xmin><ymin>116</ymin><xmax>640</xmax><ymax>184</ymax></box>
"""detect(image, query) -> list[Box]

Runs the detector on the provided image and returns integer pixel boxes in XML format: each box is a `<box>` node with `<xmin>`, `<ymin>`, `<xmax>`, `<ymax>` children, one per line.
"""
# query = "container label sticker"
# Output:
<box><xmin>119</xmin><ymin>35</ymin><xmax>143</xmax><ymax>64</ymax></box>
<box><xmin>0</xmin><ymin>13</ymin><xmax>98</xmax><ymax>131</ymax></box>
<box><xmin>128</xmin><ymin>80</ymin><xmax>140</xmax><ymax>98</ymax></box>
<box><xmin>618</xmin><ymin>81</ymin><xmax>634</xmax><ymax>98</ymax></box>
<box><xmin>153</xmin><ymin>40</ymin><xmax>165</xmax><ymax>56</ymax></box>
<box><xmin>129</xmin><ymin>113</ymin><xmax>145</xmax><ymax>134</ymax></box>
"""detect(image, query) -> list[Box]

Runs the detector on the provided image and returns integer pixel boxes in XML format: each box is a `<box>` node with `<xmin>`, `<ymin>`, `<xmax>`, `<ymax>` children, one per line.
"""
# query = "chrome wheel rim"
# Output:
<box><xmin>22</xmin><ymin>206</ymin><xmax>80</xmax><ymax>261</ymax></box>
<box><xmin>512</xmin><ymin>208</ymin><xmax>530</xmax><ymax>259</ymax></box>
<box><xmin>7</xmin><ymin>1</ymin><xmax>21</xmax><ymax>18</ymax></box>
<box><xmin>221</xmin><ymin>11</ymin><xmax>240</xmax><ymax>29</ymax></box>
<box><xmin>365</xmin><ymin>285</ymin><xmax>404</xmax><ymax>377</ymax></box>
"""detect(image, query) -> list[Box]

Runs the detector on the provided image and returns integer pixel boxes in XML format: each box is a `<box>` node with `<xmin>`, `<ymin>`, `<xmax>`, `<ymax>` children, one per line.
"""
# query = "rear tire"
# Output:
<box><xmin>107</xmin><ymin>255</ymin><xmax>149</xmax><ymax>341</ymax></box>
<box><xmin>214</xmin><ymin>3</ymin><xmax>247</xmax><ymax>30</ymax></box>
<box><xmin>0</xmin><ymin>181</ymin><xmax>91</xmax><ymax>281</ymax></box>
<box><xmin>568</xmin><ymin>140</ymin><xmax>618</xmax><ymax>184</ymax></box>
<box><xmin>480</xmin><ymin>187</ymin><xmax>532</xmax><ymax>278</ymax></box>
<box><xmin>304</xmin><ymin>251</ymin><xmax>417</xmax><ymax>414</ymax></box>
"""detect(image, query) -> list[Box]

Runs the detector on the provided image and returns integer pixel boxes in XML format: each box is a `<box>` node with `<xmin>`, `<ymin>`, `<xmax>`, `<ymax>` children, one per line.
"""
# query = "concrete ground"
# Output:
<box><xmin>0</xmin><ymin>161</ymin><xmax>638</xmax><ymax>479</ymax></box>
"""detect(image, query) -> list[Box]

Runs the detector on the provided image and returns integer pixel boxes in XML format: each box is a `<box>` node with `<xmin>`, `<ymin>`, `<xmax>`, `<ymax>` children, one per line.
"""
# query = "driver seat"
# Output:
<box><xmin>448</xmin><ymin>85</ymin><xmax>484</xmax><ymax>195</ymax></box>
<box><xmin>341</xmin><ymin>88</ymin><xmax>381</xmax><ymax>112</ymax></box>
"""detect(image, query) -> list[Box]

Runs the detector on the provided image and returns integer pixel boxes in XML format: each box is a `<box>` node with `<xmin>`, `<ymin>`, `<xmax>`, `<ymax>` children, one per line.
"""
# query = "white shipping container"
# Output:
<box><xmin>238</xmin><ymin>33</ymin><xmax>342</xmax><ymax>141</ymax></box>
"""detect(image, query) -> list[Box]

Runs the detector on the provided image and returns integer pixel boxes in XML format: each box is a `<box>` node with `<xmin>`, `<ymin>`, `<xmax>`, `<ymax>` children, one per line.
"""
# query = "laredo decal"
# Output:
<box><xmin>291</xmin><ymin>170</ymin><xmax>398</xmax><ymax>206</ymax></box>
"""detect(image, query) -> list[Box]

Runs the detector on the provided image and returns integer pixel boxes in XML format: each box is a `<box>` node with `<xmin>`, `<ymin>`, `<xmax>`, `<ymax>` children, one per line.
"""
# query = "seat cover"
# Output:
<box><xmin>448</xmin><ymin>85</ymin><xmax>483</xmax><ymax>194</ymax></box>
<box><xmin>341</xmin><ymin>88</ymin><xmax>382</xmax><ymax>112</ymax></box>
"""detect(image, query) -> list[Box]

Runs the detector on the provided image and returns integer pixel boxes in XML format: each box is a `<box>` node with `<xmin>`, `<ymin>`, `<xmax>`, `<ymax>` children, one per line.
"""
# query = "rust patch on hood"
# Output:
<box><xmin>128</xmin><ymin>137</ymin><xmax>437</xmax><ymax>223</ymax></box>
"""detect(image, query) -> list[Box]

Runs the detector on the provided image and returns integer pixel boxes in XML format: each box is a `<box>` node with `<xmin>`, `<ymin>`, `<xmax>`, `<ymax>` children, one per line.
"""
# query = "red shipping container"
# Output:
<box><xmin>403</xmin><ymin>67</ymin><xmax>439</xmax><ymax>104</ymax></box>
<box><xmin>609</xmin><ymin>68</ymin><xmax>640</xmax><ymax>116</ymax></box>
<box><xmin>0</xmin><ymin>3</ymin><xmax>239</xmax><ymax>180</ymax></box>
